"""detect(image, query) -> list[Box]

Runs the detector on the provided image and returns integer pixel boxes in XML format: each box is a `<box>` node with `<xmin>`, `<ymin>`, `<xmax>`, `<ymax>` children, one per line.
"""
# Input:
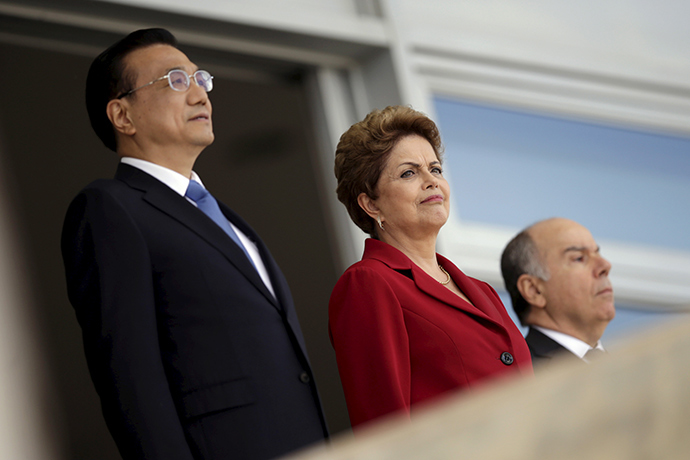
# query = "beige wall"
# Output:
<box><xmin>289</xmin><ymin>318</ymin><xmax>690</xmax><ymax>459</ymax></box>
<box><xmin>0</xmin><ymin>148</ymin><xmax>63</xmax><ymax>458</ymax></box>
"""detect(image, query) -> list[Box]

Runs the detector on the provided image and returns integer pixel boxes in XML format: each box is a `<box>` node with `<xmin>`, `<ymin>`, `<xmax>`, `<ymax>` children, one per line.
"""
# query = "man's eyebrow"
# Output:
<box><xmin>564</xmin><ymin>246</ymin><xmax>600</xmax><ymax>254</ymax></box>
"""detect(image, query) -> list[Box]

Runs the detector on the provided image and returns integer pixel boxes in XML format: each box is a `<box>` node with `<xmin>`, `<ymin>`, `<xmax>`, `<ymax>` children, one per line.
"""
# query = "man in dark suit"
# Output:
<box><xmin>500</xmin><ymin>217</ymin><xmax>615</xmax><ymax>369</ymax></box>
<box><xmin>61</xmin><ymin>28</ymin><xmax>327</xmax><ymax>459</ymax></box>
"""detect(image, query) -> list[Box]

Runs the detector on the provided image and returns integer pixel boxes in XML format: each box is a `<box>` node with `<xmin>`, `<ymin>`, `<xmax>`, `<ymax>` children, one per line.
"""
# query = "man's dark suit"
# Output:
<box><xmin>525</xmin><ymin>327</ymin><xmax>584</xmax><ymax>369</ymax></box>
<box><xmin>62</xmin><ymin>163</ymin><xmax>327</xmax><ymax>460</ymax></box>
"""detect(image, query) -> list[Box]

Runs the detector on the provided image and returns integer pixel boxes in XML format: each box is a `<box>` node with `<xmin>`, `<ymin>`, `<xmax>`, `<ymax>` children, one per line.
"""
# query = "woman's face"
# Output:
<box><xmin>364</xmin><ymin>135</ymin><xmax>450</xmax><ymax>239</ymax></box>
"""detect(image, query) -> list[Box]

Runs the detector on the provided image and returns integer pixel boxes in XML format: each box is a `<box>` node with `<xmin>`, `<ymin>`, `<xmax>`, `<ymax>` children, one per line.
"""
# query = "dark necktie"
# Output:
<box><xmin>185</xmin><ymin>180</ymin><xmax>255</xmax><ymax>269</ymax></box>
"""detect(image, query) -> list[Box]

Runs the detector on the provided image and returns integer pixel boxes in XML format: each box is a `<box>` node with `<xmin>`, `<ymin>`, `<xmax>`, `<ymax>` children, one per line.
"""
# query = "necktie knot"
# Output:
<box><xmin>185</xmin><ymin>179</ymin><xmax>210</xmax><ymax>203</ymax></box>
<box><xmin>184</xmin><ymin>180</ymin><xmax>257</xmax><ymax>272</ymax></box>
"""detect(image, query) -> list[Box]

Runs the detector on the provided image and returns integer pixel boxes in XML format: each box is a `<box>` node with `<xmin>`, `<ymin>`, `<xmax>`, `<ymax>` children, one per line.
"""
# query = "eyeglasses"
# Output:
<box><xmin>116</xmin><ymin>69</ymin><xmax>213</xmax><ymax>99</ymax></box>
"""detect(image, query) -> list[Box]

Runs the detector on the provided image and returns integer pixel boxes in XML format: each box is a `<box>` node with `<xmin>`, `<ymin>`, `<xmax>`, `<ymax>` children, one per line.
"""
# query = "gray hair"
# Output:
<box><xmin>500</xmin><ymin>228</ymin><xmax>549</xmax><ymax>325</ymax></box>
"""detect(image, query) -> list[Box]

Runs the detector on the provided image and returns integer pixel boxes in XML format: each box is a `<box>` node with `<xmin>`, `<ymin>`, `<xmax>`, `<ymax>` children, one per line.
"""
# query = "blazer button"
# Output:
<box><xmin>500</xmin><ymin>352</ymin><xmax>514</xmax><ymax>366</ymax></box>
<box><xmin>299</xmin><ymin>372</ymin><xmax>311</xmax><ymax>384</ymax></box>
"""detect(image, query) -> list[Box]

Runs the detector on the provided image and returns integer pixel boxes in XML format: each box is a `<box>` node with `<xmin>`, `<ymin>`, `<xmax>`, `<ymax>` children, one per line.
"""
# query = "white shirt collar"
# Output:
<box><xmin>533</xmin><ymin>326</ymin><xmax>604</xmax><ymax>359</ymax></box>
<box><xmin>120</xmin><ymin>157</ymin><xmax>276</xmax><ymax>299</ymax></box>
<box><xmin>120</xmin><ymin>157</ymin><xmax>202</xmax><ymax>195</ymax></box>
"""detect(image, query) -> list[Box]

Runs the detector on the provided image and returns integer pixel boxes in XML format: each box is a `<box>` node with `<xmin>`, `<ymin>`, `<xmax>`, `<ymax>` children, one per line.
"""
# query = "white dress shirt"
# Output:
<box><xmin>120</xmin><ymin>157</ymin><xmax>276</xmax><ymax>298</ymax></box>
<box><xmin>533</xmin><ymin>326</ymin><xmax>605</xmax><ymax>363</ymax></box>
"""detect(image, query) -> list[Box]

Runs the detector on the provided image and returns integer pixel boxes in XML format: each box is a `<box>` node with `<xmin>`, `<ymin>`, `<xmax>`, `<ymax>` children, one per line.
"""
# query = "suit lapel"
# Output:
<box><xmin>216</xmin><ymin>200</ymin><xmax>286</xmax><ymax>310</ymax></box>
<box><xmin>526</xmin><ymin>328</ymin><xmax>564</xmax><ymax>358</ymax></box>
<box><xmin>412</xmin><ymin>263</ymin><xmax>503</xmax><ymax>326</ymax></box>
<box><xmin>116</xmin><ymin>164</ymin><xmax>279</xmax><ymax>309</ymax></box>
<box><xmin>247</xmin><ymin>230</ymin><xmax>310</xmax><ymax>350</ymax></box>
<box><xmin>221</xmin><ymin>201</ymin><xmax>311</xmax><ymax>358</ymax></box>
<box><xmin>526</xmin><ymin>328</ymin><xmax>582</xmax><ymax>361</ymax></box>
<box><xmin>363</xmin><ymin>239</ymin><xmax>504</xmax><ymax>327</ymax></box>
<box><xmin>526</xmin><ymin>328</ymin><xmax>585</xmax><ymax>368</ymax></box>
<box><xmin>438</xmin><ymin>254</ymin><xmax>508</xmax><ymax>325</ymax></box>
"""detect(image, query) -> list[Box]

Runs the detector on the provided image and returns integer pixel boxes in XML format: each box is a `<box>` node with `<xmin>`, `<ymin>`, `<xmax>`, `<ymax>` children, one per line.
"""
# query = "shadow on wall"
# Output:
<box><xmin>0</xmin><ymin>133</ymin><xmax>65</xmax><ymax>459</ymax></box>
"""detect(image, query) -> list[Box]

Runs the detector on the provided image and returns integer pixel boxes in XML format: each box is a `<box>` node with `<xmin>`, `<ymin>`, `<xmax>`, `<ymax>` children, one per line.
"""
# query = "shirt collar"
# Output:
<box><xmin>120</xmin><ymin>157</ymin><xmax>202</xmax><ymax>196</ymax></box>
<box><xmin>533</xmin><ymin>326</ymin><xmax>604</xmax><ymax>359</ymax></box>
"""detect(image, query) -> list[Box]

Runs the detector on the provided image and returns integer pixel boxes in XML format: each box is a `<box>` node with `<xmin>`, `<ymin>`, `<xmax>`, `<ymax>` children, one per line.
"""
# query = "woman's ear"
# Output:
<box><xmin>516</xmin><ymin>274</ymin><xmax>547</xmax><ymax>309</ymax></box>
<box><xmin>357</xmin><ymin>193</ymin><xmax>379</xmax><ymax>220</ymax></box>
<box><xmin>106</xmin><ymin>99</ymin><xmax>136</xmax><ymax>137</ymax></box>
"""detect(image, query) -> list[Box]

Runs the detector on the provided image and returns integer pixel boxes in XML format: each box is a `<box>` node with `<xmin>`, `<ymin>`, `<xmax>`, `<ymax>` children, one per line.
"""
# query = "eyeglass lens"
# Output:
<box><xmin>168</xmin><ymin>70</ymin><xmax>213</xmax><ymax>92</ymax></box>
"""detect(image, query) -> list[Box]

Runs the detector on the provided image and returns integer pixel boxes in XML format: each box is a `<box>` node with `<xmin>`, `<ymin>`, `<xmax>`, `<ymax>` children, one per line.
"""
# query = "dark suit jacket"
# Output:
<box><xmin>329</xmin><ymin>239</ymin><xmax>533</xmax><ymax>428</ymax></box>
<box><xmin>62</xmin><ymin>163</ymin><xmax>327</xmax><ymax>460</ymax></box>
<box><xmin>525</xmin><ymin>327</ymin><xmax>584</xmax><ymax>369</ymax></box>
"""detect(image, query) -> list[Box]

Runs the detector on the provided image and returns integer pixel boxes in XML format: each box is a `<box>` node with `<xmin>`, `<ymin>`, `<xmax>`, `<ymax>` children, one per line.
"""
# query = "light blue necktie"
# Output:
<box><xmin>185</xmin><ymin>180</ymin><xmax>256</xmax><ymax>269</ymax></box>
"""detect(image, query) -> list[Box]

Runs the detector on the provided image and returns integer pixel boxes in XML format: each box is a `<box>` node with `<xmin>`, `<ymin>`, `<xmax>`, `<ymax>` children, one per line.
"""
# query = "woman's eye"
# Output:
<box><xmin>431</xmin><ymin>167</ymin><xmax>443</xmax><ymax>174</ymax></box>
<box><xmin>401</xmin><ymin>170</ymin><xmax>414</xmax><ymax>178</ymax></box>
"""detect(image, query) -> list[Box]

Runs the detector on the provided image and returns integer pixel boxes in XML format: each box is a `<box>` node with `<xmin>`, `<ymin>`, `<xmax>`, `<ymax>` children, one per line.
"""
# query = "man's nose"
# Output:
<box><xmin>188</xmin><ymin>80</ymin><xmax>210</xmax><ymax>104</ymax></box>
<box><xmin>596</xmin><ymin>255</ymin><xmax>612</xmax><ymax>277</ymax></box>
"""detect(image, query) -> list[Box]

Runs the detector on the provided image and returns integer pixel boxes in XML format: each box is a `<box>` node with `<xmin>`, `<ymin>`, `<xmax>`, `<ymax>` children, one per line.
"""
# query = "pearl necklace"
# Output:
<box><xmin>438</xmin><ymin>265</ymin><xmax>451</xmax><ymax>285</ymax></box>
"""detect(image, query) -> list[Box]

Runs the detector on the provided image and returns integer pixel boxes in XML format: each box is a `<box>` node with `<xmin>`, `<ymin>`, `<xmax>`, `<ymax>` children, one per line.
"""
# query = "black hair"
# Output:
<box><xmin>85</xmin><ymin>28</ymin><xmax>178</xmax><ymax>152</ymax></box>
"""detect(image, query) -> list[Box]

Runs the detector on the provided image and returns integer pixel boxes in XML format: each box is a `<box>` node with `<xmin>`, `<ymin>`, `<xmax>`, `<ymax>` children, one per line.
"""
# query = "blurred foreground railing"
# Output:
<box><xmin>287</xmin><ymin>318</ymin><xmax>690</xmax><ymax>460</ymax></box>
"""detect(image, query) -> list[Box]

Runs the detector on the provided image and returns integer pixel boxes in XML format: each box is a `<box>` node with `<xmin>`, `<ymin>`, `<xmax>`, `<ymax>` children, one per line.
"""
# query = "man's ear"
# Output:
<box><xmin>106</xmin><ymin>99</ymin><xmax>136</xmax><ymax>137</ymax></box>
<box><xmin>516</xmin><ymin>274</ymin><xmax>547</xmax><ymax>309</ymax></box>
<box><xmin>357</xmin><ymin>193</ymin><xmax>379</xmax><ymax>220</ymax></box>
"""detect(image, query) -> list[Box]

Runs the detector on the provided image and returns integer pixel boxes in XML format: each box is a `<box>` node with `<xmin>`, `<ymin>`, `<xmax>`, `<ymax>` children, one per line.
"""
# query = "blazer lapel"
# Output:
<box><xmin>526</xmin><ymin>328</ymin><xmax>584</xmax><ymax>367</ymax></box>
<box><xmin>526</xmin><ymin>328</ymin><xmax>568</xmax><ymax>359</ymax></box>
<box><xmin>438</xmin><ymin>254</ymin><xmax>508</xmax><ymax>326</ymax></box>
<box><xmin>412</xmin><ymin>264</ymin><xmax>502</xmax><ymax>326</ymax></box>
<box><xmin>363</xmin><ymin>239</ymin><xmax>504</xmax><ymax>327</ymax></box>
<box><xmin>116</xmin><ymin>164</ymin><xmax>279</xmax><ymax>308</ymax></box>
<box><xmin>216</xmin><ymin>201</ymin><xmax>285</xmax><ymax>310</ymax></box>
<box><xmin>248</xmin><ymin>230</ymin><xmax>311</xmax><ymax>353</ymax></box>
<box><xmin>223</xmin><ymin>204</ymin><xmax>312</xmax><ymax>358</ymax></box>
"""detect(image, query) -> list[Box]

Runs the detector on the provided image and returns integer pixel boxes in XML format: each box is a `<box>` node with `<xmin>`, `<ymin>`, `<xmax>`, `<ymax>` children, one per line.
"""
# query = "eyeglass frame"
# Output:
<box><xmin>115</xmin><ymin>69</ymin><xmax>213</xmax><ymax>99</ymax></box>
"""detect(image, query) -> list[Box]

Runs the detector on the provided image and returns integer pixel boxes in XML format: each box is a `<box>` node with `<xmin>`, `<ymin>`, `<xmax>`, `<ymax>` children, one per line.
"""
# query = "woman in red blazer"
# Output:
<box><xmin>330</xmin><ymin>105</ymin><xmax>532</xmax><ymax>428</ymax></box>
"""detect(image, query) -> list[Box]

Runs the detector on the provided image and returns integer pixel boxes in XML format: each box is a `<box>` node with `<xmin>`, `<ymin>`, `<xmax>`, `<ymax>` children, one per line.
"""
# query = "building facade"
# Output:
<box><xmin>1</xmin><ymin>1</ymin><xmax>688</xmax><ymax>458</ymax></box>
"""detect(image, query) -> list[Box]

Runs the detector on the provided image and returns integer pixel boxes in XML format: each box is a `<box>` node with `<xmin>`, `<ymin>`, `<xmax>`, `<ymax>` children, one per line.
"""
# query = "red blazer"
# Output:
<box><xmin>329</xmin><ymin>239</ymin><xmax>532</xmax><ymax>428</ymax></box>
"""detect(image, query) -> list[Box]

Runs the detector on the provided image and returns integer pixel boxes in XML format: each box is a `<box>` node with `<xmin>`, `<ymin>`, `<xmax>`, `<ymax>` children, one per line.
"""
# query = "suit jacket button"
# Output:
<box><xmin>500</xmin><ymin>352</ymin><xmax>514</xmax><ymax>365</ymax></box>
<box><xmin>299</xmin><ymin>372</ymin><xmax>311</xmax><ymax>383</ymax></box>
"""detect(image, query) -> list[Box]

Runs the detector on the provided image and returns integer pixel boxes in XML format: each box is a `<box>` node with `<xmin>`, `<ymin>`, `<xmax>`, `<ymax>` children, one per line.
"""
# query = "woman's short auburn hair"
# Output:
<box><xmin>334</xmin><ymin>105</ymin><xmax>443</xmax><ymax>238</ymax></box>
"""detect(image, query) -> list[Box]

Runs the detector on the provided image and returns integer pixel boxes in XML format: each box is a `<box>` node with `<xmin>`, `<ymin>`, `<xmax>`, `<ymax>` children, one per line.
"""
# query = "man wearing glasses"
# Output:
<box><xmin>61</xmin><ymin>28</ymin><xmax>328</xmax><ymax>460</ymax></box>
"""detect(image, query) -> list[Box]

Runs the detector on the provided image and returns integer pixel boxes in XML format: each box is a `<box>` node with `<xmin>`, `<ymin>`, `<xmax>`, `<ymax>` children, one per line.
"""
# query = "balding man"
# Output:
<box><xmin>501</xmin><ymin>218</ymin><xmax>615</xmax><ymax>369</ymax></box>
